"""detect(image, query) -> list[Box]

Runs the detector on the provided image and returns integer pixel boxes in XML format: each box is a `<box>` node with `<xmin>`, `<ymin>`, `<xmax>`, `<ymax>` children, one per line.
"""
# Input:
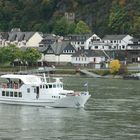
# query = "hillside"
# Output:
<box><xmin>0</xmin><ymin>0</ymin><xmax>139</xmax><ymax>36</ymax></box>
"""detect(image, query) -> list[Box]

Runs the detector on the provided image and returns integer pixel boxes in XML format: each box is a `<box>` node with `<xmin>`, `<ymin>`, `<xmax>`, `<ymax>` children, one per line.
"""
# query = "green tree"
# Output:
<box><xmin>21</xmin><ymin>48</ymin><xmax>41</xmax><ymax>66</ymax></box>
<box><xmin>53</xmin><ymin>18</ymin><xmax>69</xmax><ymax>36</ymax></box>
<box><xmin>75</xmin><ymin>20</ymin><xmax>91</xmax><ymax>34</ymax></box>
<box><xmin>108</xmin><ymin>4</ymin><xmax>130</xmax><ymax>34</ymax></box>
<box><xmin>0</xmin><ymin>45</ymin><xmax>20</xmax><ymax>64</ymax></box>
<box><xmin>130</xmin><ymin>17</ymin><xmax>140</xmax><ymax>34</ymax></box>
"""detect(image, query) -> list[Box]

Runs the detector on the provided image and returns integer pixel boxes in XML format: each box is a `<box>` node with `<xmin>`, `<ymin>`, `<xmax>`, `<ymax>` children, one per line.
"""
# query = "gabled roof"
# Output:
<box><xmin>0</xmin><ymin>32</ymin><xmax>35</xmax><ymax>41</ymax></box>
<box><xmin>130</xmin><ymin>38</ymin><xmax>140</xmax><ymax>42</ymax></box>
<box><xmin>51</xmin><ymin>41</ymin><xmax>76</xmax><ymax>55</ymax></box>
<box><xmin>102</xmin><ymin>35</ymin><xmax>128</xmax><ymax>40</ymax></box>
<box><xmin>72</xmin><ymin>49</ymin><xmax>105</xmax><ymax>57</ymax></box>
<box><xmin>0</xmin><ymin>32</ymin><xmax>9</xmax><ymax>40</ymax></box>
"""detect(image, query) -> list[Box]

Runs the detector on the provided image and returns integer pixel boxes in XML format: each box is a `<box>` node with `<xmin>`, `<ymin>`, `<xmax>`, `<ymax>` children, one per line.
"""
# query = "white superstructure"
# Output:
<box><xmin>0</xmin><ymin>74</ymin><xmax>91</xmax><ymax>108</ymax></box>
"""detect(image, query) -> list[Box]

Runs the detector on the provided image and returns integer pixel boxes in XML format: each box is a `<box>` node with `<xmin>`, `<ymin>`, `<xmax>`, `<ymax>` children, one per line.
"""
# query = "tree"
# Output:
<box><xmin>21</xmin><ymin>48</ymin><xmax>41</xmax><ymax>66</ymax></box>
<box><xmin>108</xmin><ymin>4</ymin><xmax>130</xmax><ymax>34</ymax></box>
<box><xmin>109</xmin><ymin>59</ymin><xmax>121</xmax><ymax>75</ymax></box>
<box><xmin>0</xmin><ymin>45</ymin><xmax>20</xmax><ymax>64</ymax></box>
<box><xmin>75</xmin><ymin>20</ymin><xmax>91</xmax><ymax>34</ymax></box>
<box><xmin>53</xmin><ymin>18</ymin><xmax>69</xmax><ymax>36</ymax></box>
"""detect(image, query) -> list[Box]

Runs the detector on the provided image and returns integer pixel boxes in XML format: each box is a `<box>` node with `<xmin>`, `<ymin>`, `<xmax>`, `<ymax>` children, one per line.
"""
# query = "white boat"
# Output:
<box><xmin>0</xmin><ymin>74</ymin><xmax>91</xmax><ymax>108</ymax></box>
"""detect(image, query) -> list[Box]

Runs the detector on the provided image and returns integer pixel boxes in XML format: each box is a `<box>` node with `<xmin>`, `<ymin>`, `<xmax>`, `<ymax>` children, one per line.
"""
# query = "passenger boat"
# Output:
<box><xmin>0</xmin><ymin>74</ymin><xmax>91</xmax><ymax>108</ymax></box>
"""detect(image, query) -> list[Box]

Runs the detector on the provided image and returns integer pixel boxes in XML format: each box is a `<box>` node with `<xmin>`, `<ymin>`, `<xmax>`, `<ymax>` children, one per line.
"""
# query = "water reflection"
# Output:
<box><xmin>0</xmin><ymin>77</ymin><xmax>140</xmax><ymax>140</ymax></box>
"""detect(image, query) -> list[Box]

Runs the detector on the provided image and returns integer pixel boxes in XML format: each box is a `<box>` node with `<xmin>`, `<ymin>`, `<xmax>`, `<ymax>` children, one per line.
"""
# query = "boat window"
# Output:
<box><xmin>53</xmin><ymin>84</ymin><xmax>56</xmax><ymax>88</ymax></box>
<box><xmin>57</xmin><ymin>84</ymin><xmax>59</xmax><ymax>88</ymax></box>
<box><xmin>40</xmin><ymin>85</ymin><xmax>42</xmax><ymax>88</ymax></box>
<box><xmin>60</xmin><ymin>84</ymin><xmax>63</xmax><ymax>88</ymax></box>
<box><xmin>2</xmin><ymin>91</ymin><xmax>5</xmax><ymax>96</ymax></box>
<box><xmin>27</xmin><ymin>88</ymin><xmax>30</xmax><ymax>93</ymax></box>
<box><xmin>43</xmin><ymin>85</ymin><xmax>45</xmax><ymax>88</ymax></box>
<box><xmin>19</xmin><ymin>92</ymin><xmax>22</xmax><ymax>97</ymax></box>
<box><xmin>6</xmin><ymin>91</ymin><xmax>9</xmax><ymax>96</ymax></box>
<box><xmin>48</xmin><ymin>84</ymin><xmax>52</xmax><ymax>88</ymax></box>
<box><xmin>46</xmin><ymin>85</ymin><xmax>48</xmax><ymax>89</ymax></box>
<box><xmin>14</xmin><ymin>92</ymin><xmax>18</xmax><ymax>97</ymax></box>
<box><xmin>10</xmin><ymin>92</ymin><xmax>13</xmax><ymax>97</ymax></box>
<box><xmin>34</xmin><ymin>88</ymin><xmax>37</xmax><ymax>93</ymax></box>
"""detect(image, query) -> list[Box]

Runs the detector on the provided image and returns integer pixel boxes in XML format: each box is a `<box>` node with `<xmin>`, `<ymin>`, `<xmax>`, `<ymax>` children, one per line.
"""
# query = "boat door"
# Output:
<box><xmin>36</xmin><ymin>86</ymin><xmax>39</xmax><ymax>99</ymax></box>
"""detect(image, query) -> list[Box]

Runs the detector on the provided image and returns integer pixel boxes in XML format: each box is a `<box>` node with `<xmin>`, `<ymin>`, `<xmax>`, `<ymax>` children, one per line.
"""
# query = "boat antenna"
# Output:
<box><xmin>43</xmin><ymin>73</ymin><xmax>47</xmax><ymax>83</ymax></box>
<box><xmin>84</xmin><ymin>82</ymin><xmax>88</xmax><ymax>92</ymax></box>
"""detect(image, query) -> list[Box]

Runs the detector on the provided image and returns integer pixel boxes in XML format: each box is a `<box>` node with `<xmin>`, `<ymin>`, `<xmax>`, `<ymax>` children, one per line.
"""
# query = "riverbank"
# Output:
<box><xmin>0</xmin><ymin>65</ymin><xmax>139</xmax><ymax>79</ymax></box>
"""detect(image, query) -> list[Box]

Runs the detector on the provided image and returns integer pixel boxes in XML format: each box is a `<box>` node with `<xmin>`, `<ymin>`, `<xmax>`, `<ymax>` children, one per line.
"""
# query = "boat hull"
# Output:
<box><xmin>0</xmin><ymin>94</ymin><xmax>91</xmax><ymax>108</ymax></box>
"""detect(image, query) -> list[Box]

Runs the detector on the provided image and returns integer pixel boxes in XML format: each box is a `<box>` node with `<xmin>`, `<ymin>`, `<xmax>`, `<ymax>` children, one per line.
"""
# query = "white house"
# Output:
<box><xmin>102</xmin><ymin>35</ymin><xmax>133</xmax><ymax>50</ymax></box>
<box><xmin>0</xmin><ymin>29</ymin><xmax>43</xmax><ymax>48</ymax></box>
<box><xmin>71</xmin><ymin>49</ymin><xmax>106</xmax><ymax>69</ymax></box>
<box><xmin>38</xmin><ymin>41</ymin><xmax>77</xmax><ymax>65</ymax></box>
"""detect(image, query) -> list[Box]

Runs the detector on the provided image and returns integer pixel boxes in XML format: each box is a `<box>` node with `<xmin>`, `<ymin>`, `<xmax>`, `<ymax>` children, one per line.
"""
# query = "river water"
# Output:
<box><xmin>0</xmin><ymin>76</ymin><xmax>140</xmax><ymax>140</ymax></box>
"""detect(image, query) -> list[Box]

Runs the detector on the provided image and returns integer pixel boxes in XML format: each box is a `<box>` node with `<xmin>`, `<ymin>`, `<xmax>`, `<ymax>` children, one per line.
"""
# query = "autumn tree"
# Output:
<box><xmin>109</xmin><ymin>59</ymin><xmax>121</xmax><ymax>75</ymax></box>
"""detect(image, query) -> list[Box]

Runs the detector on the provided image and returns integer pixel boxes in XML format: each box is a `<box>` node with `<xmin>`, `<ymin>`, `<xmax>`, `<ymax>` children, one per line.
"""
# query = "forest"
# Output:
<box><xmin>0</xmin><ymin>0</ymin><xmax>139</xmax><ymax>36</ymax></box>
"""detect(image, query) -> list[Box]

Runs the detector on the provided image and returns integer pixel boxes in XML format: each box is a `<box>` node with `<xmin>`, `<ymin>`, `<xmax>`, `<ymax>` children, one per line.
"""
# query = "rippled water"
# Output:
<box><xmin>0</xmin><ymin>77</ymin><xmax>140</xmax><ymax>140</ymax></box>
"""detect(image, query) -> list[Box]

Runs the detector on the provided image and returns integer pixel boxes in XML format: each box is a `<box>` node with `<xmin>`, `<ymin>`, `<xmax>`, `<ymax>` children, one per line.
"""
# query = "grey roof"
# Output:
<box><xmin>102</xmin><ymin>35</ymin><xmax>128</xmax><ymax>40</ymax></box>
<box><xmin>64</xmin><ymin>34</ymin><xmax>92</xmax><ymax>41</ymax></box>
<box><xmin>0</xmin><ymin>31</ymin><xmax>35</xmax><ymax>41</ymax></box>
<box><xmin>131</xmin><ymin>38</ymin><xmax>140</xmax><ymax>42</ymax></box>
<box><xmin>41</xmin><ymin>41</ymin><xmax>76</xmax><ymax>55</ymax></box>
<box><xmin>0</xmin><ymin>32</ymin><xmax>9</xmax><ymax>40</ymax></box>
<box><xmin>72</xmin><ymin>49</ymin><xmax>105</xmax><ymax>57</ymax></box>
<box><xmin>51</xmin><ymin>42</ymin><xmax>70</xmax><ymax>55</ymax></box>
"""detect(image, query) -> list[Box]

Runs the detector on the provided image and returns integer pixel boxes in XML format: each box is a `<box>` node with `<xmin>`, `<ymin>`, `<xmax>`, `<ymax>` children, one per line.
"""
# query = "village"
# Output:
<box><xmin>0</xmin><ymin>28</ymin><xmax>140</xmax><ymax>71</ymax></box>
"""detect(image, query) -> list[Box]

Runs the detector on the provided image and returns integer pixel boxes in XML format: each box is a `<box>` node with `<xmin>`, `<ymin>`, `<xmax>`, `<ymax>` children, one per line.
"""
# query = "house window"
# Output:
<box><xmin>48</xmin><ymin>84</ymin><xmax>52</xmax><ymax>88</ymax></box>
<box><xmin>53</xmin><ymin>84</ymin><xmax>56</xmax><ymax>88</ymax></box>
<box><xmin>93</xmin><ymin>58</ymin><xmax>96</xmax><ymax>63</ymax></box>
<box><xmin>95</xmin><ymin>46</ymin><xmax>98</xmax><ymax>49</ymax></box>
<box><xmin>27</xmin><ymin>88</ymin><xmax>30</xmax><ymax>93</ymax></box>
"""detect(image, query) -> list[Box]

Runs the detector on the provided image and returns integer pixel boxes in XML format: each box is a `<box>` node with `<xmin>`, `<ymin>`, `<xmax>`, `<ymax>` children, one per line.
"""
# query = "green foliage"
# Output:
<box><xmin>0</xmin><ymin>45</ymin><xmax>41</xmax><ymax>66</ymax></box>
<box><xmin>53</xmin><ymin>18</ymin><xmax>69</xmax><ymax>36</ymax></box>
<box><xmin>0</xmin><ymin>45</ymin><xmax>20</xmax><ymax>64</ymax></box>
<box><xmin>21</xmin><ymin>48</ymin><xmax>41</xmax><ymax>66</ymax></box>
<box><xmin>53</xmin><ymin>18</ymin><xmax>76</xmax><ymax>35</ymax></box>
<box><xmin>0</xmin><ymin>0</ymin><xmax>139</xmax><ymax>35</ymax></box>
<box><xmin>108</xmin><ymin>4</ymin><xmax>130</xmax><ymax>33</ymax></box>
<box><xmin>75</xmin><ymin>20</ymin><xmax>91</xmax><ymax>34</ymax></box>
